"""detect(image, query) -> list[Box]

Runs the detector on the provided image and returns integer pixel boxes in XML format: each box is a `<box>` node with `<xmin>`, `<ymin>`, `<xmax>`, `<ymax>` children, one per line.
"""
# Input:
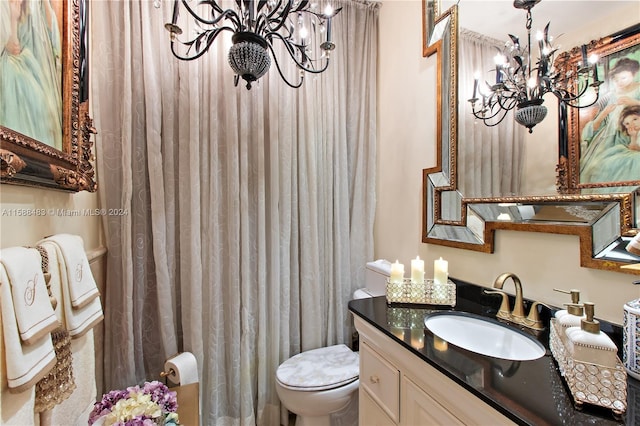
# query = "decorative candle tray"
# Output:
<box><xmin>386</xmin><ymin>306</ymin><xmax>436</xmax><ymax>329</ymax></box>
<box><xmin>386</xmin><ymin>278</ymin><xmax>456</xmax><ymax>306</ymax></box>
<box><xmin>549</xmin><ymin>318</ymin><xmax>627</xmax><ymax>418</ymax></box>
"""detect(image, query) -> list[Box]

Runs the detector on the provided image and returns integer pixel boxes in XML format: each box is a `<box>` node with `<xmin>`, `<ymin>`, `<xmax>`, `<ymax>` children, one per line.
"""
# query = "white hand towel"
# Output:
<box><xmin>0</xmin><ymin>247</ymin><xmax>58</xmax><ymax>344</ymax></box>
<box><xmin>39</xmin><ymin>234</ymin><xmax>99</xmax><ymax>309</ymax></box>
<box><xmin>0</xmin><ymin>262</ymin><xmax>56</xmax><ymax>392</ymax></box>
<box><xmin>37</xmin><ymin>241</ymin><xmax>103</xmax><ymax>338</ymax></box>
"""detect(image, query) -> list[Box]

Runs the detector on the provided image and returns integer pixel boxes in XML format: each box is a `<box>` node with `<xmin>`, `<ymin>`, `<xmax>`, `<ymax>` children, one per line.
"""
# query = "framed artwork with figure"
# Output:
<box><xmin>0</xmin><ymin>0</ymin><xmax>96</xmax><ymax>192</ymax></box>
<box><xmin>557</xmin><ymin>24</ymin><xmax>640</xmax><ymax>195</ymax></box>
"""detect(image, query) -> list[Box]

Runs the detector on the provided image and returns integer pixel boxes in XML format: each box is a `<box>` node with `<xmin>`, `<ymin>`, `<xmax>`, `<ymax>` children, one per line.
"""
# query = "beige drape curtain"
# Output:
<box><xmin>91</xmin><ymin>1</ymin><xmax>379</xmax><ymax>424</ymax></box>
<box><xmin>458</xmin><ymin>28</ymin><xmax>525</xmax><ymax>197</ymax></box>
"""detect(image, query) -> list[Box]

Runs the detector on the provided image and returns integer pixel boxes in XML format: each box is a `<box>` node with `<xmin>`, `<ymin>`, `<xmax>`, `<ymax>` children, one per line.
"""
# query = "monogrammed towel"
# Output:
<box><xmin>37</xmin><ymin>237</ymin><xmax>103</xmax><ymax>338</ymax></box>
<box><xmin>38</xmin><ymin>234</ymin><xmax>99</xmax><ymax>309</ymax></box>
<box><xmin>0</xmin><ymin>248</ymin><xmax>56</xmax><ymax>392</ymax></box>
<box><xmin>0</xmin><ymin>247</ymin><xmax>58</xmax><ymax>344</ymax></box>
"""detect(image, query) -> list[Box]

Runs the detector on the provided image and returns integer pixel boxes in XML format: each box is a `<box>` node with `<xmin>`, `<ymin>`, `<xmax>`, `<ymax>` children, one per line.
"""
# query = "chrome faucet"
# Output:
<box><xmin>485</xmin><ymin>273</ymin><xmax>545</xmax><ymax>331</ymax></box>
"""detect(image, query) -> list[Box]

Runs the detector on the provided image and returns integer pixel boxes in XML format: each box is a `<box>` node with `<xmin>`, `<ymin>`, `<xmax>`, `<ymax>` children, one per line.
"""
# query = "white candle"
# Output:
<box><xmin>390</xmin><ymin>260</ymin><xmax>404</xmax><ymax>284</ymax></box>
<box><xmin>411</xmin><ymin>328</ymin><xmax>424</xmax><ymax>350</ymax></box>
<box><xmin>411</xmin><ymin>256</ymin><xmax>425</xmax><ymax>283</ymax></box>
<box><xmin>434</xmin><ymin>257</ymin><xmax>448</xmax><ymax>285</ymax></box>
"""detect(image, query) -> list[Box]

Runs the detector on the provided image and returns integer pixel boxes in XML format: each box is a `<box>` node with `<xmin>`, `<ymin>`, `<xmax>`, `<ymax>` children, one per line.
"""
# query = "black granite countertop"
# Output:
<box><xmin>348</xmin><ymin>278</ymin><xmax>639</xmax><ymax>426</ymax></box>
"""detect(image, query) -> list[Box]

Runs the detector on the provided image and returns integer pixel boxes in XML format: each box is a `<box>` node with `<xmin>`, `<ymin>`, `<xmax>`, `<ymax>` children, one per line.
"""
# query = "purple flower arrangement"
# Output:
<box><xmin>88</xmin><ymin>381</ymin><xmax>179</xmax><ymax>425</ymax></box>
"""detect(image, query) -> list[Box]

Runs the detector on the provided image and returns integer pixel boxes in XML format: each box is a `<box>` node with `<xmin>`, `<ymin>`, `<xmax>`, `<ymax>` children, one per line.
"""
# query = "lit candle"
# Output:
<box><xmin>390</xmin><ymin>260</ymin><xmax>404</xmax><ymax>284</ymax></box>
<box><xmin>472</xmin><ymin>74</ymin><xmax>479</xmax><ymax>100</ymax></box>
<box><xmin>411</xmin><ymin>256</ymin><xmax>425</xmax><ymax>283</ymax></box>
<box><xmin>537</xmin><ymin>31</ymin><xmax>544</xmax><ymax>56</ymax></box>
<box><xmin>434</xmin><ymin>257</ymin><xmax>448</xmax><ymax>286</ymax></box>
<box><xmin>433</xmin><ymin>335</ymin><xmax>448</xmax><ymax>352</ymax></box>
<box><xmin>390</xmin><ymin>327</ymin><xmax>405</xmax><ymax>341</ymax></box>
<box><xmin>411</xmin><ymin>328</ymin><xmax>424</xmax><ymax>350</ymax></box>
<box><xmin>299</xmin><ymin>26</ymin><xmax>308</xmax><ymax>46</ymax></box>
<box><xmin>172</xmin><ymin>0</ymin><xmax>179</xmax><ymax>24</ymax></box>
<box><xmin>494</xmin><ymin>54</ymin><xmax>504</xmax><ymax>84</ymax></box>
<box><xmin>324</xmin><ymin>5</ymin><xmax>333</xmax><ymax>42</ymax></box>
<box><xmin>589</xmin><ymin>55</ymin><xmax>599</xmax><ymax>82</ymax></box>
<box><xmin>581</xmin><ymin>44</ymin><xmax>588</xmax><ymax>68</ymax></box>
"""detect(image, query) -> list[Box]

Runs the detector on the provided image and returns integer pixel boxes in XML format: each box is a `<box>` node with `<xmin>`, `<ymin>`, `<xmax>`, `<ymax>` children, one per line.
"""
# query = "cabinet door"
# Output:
<box><xmin>361</xmin><ymin>389</ymin><xmax>397</xmax><ymax>426</ymax></box>
<box><xmin>360</xmin><ymin>341</ymin><xmax>400</xmax><ymax>423</ymax></box>
<box><xmin>401</xmin><ymin>375</ymin><xmax>464</xmax><ymax>426</ymax></box>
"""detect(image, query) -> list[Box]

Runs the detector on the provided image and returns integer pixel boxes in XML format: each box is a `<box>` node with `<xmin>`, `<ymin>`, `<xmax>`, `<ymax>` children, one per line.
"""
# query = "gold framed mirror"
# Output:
<box><xmin>422</xmin><ymin>0</ymin><xmax>639</xmax><ymax>274</ymax></box>
<box><xmin>0</xmin><ymin>0</ymin><xmax>96</xmax><ymax>192</ymax></box>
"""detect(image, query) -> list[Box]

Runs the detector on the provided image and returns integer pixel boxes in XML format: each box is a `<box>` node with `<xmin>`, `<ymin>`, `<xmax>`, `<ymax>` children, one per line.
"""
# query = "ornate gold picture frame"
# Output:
<box><xmin>0</xmin><ymin>0</ymin><xmax>96</xmax><ymax>192</ymax></box>
<box><xmin>556</xmin><ymin>24</ymin><xmax>640</xmax><ymax>194</ymax></box>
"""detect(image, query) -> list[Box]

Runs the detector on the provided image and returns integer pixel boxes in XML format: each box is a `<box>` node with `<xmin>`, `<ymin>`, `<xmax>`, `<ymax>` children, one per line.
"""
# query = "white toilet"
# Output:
<box><xmin>275</xmin><ymin>260</ymin><xmax>391</xmax><ymax>426</ymax></box>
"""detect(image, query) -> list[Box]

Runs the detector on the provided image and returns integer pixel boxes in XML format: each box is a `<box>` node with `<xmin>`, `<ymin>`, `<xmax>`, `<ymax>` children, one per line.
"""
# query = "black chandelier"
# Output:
<box><xmin>159</xmin><ymin>0</ymin><xmax>341</xmax><ymax>89</ymax></box>
<box><xmin>468</xmin><ymin>0</ymin><xmax>601</xmax><ymax>133</ymax></box>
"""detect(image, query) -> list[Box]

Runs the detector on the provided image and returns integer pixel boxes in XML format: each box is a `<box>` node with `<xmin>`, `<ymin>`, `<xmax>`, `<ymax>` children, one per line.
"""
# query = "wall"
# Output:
<box><xmin>376</xmin><ymin>0</ymin><xmax>640</xmax><ymax>325</ymax></box>
<box><xmin>0</xmin><ymin>185</ymin><xmax>102</xmax><ymax>250</ymax></box>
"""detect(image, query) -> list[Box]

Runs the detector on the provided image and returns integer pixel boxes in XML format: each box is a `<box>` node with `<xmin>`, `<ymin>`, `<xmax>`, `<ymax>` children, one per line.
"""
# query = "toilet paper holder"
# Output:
<box><xmin>160</xmin><ymin>353</ymin><xmax>201</xmax><ymax>426</ymax></box>
<box><xmin>159</xmin><ymin>368</ymin><xmax>176</xmax><ymax>379</ymax></box>
<box><xmin>160</xmin><ymin>352</ymin><xmax>199</xmax><ymax>386</ymax></box>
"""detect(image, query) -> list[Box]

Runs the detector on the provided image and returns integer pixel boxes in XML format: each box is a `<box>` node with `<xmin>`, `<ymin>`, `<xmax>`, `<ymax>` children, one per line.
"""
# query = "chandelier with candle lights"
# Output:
<box><xmin>468</xmin><ymin>0</ymin><xmax>601</xmax><ymax>133</ymax></box>
<box><xmin>159</xmin><ymin>0</ymin><xmax>340</xmax><ymax>89</ymax></box>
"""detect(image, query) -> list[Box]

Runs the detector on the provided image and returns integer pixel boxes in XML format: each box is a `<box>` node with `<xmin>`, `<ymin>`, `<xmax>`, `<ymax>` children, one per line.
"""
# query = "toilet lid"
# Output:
<box><xmin>276</xmin><ymin>344</ymin><xmax>359</xmax><ymax>391</ymax></box>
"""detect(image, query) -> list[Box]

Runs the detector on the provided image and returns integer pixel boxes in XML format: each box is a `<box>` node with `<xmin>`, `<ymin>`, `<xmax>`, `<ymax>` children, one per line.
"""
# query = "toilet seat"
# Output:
<box><xmin>276</xmin><ymin>344</ymin><xmax>359</xmax><ymax>391</ymax></box>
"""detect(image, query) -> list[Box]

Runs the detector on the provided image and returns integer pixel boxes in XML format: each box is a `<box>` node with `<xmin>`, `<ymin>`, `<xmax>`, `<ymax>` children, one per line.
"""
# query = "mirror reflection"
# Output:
<box><xmin>423</xmin><ymin>0</ymin><xmax>640</xmax><ymax>272</ymax></box>
<box><xmin>445</xmin><ymin>0</ymin><xmax>639</xmax><ymax>198</ymax></box>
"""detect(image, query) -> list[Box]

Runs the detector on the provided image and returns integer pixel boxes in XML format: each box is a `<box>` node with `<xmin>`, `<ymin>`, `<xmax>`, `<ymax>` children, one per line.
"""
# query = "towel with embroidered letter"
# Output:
<box><xmin>0</xmin><ymin>247</ymin><xmax>57</xmax><ymax>391</ymax></box>
<box><xmin>39</xmin><ymin>234</ymin><xmax>99</xmax><ymax>308</ymax></box>
<box><xmin>38</xmin><ymin>234</ymin><xmax>104</xmax><ymax>338</ymax></box>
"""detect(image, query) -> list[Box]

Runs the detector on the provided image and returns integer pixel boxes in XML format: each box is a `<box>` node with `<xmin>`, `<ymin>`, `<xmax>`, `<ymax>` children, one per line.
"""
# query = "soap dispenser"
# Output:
<box><xmin>553</xmin><ymin>288</ymin><xmax>585</xmax><ymax>341</ymax></box>
<box><xmin>565</xmin><ymin>302</ymin><xmax>618</xmax><ymax>368</ymax></box>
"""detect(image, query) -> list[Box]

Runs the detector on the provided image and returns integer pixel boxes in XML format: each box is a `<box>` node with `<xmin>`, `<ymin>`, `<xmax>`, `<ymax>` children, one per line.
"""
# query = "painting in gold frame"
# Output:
<box><xmin>0</xmin><ymin>0</ymin><xmax>96</xmax><ymax>192</ymax></box>
<box><xmin>556</xmin><ymin>24</ymin><xmax>640</xmax><ymax>195</ymax></box>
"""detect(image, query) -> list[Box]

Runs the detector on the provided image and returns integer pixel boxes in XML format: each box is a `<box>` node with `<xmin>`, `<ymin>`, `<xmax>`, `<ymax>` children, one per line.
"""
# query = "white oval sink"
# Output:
<box><xmin>424</xmin><ymin>312</ymin><xmax>545</xmax><ymax>361</ymax></box>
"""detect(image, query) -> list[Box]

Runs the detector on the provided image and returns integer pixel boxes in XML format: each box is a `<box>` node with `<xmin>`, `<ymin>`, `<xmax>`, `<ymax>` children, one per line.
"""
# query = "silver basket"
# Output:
<box><xmin>386</xmin><ymin>278</ymin><xmax>456</xmax><ymax>306</ymax></box>
<box><xmin>550</xmin><ymin>319</ymin><xmax>627</xmax><ymax>417</ymax></box>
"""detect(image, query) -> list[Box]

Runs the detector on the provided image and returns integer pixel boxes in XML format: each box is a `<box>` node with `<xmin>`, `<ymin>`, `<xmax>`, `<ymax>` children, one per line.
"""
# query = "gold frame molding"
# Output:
<box><xmin>0</xmin><ymin>0</ymin><xmax>96</xmax><ymax>192</ymax></box>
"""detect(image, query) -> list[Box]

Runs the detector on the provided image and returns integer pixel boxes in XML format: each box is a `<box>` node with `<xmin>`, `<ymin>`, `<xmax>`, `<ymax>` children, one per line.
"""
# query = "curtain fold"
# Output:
<box><xmin>91</xmin><ymin>1</ymin><xmax>379</xmax><ymax>424</ymax></box>
<box><xmin>458</xmin><ymin>28</ymin><xmax>525</xmax><ymax>197</ymax></box>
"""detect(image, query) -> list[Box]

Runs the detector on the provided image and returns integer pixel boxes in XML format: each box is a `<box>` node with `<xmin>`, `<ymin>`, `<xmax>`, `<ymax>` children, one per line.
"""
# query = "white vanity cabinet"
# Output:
<box><xmin>355</xmin><ymin>316</ymin><xmax>516</xmax><ymax>426</ymax></box>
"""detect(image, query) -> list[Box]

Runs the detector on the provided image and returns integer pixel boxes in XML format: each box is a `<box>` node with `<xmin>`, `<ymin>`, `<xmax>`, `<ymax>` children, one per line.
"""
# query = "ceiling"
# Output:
<box><xmin>442</xmin><ymin>0</ymin><xmax>636</xmax><ymax>41</ymax></box>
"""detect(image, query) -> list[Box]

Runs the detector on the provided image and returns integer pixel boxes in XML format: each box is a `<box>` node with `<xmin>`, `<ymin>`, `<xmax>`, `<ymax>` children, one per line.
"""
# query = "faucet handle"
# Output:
<box><xmin>525</xmin><ymin>301</ymin><xmax>547</xmax><ymax>331</ymax></box>
<box><xmin>484</xmin><ymin>289</ymin><xmax>511</xmax><ymax>319</ymax></box>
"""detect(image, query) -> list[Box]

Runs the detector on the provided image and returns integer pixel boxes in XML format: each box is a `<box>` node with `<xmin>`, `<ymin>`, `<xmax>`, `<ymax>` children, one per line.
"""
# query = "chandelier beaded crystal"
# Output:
<box><xmin>468</xmin><ymin>0</ymin><xmax>601</xmax><ymax>133</ymax></box>
<box><xmin>228</xmin><ymin>33</ymin><xmax>272</xmax><ymax>86</ymax></box>
<box><xmin>157</xmin><ymin>0</ymin><xmax>340</xmax><ymax>90</ymax></box>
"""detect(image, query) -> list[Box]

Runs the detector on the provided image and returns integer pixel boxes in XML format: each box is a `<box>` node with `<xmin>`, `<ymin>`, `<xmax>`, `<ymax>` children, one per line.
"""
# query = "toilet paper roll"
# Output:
<box><xmin>164</xmin><ymin>352</ymin><xmax>198</xmax><ymax>386</ymax></box>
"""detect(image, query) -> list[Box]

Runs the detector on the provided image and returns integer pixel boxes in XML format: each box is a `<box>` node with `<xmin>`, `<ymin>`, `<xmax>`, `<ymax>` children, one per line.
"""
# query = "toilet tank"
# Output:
<box><xmin>365</xmin><ymin>259</ymin><xmax>391</xmax><ymax>297</ymax></box>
